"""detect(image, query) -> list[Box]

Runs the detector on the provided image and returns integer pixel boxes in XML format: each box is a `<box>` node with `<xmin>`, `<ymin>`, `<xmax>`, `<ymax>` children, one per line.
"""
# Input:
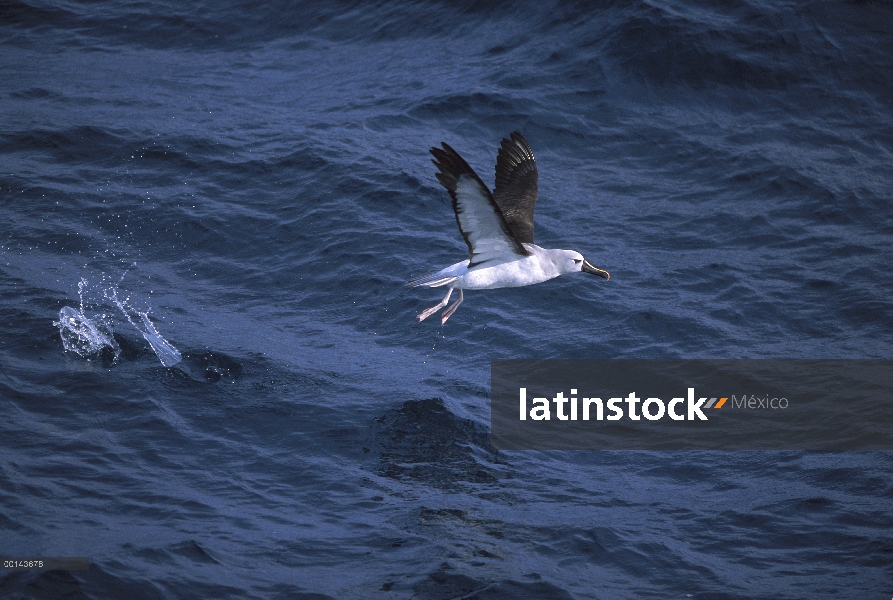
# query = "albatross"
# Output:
<box><xmin>408</xmin><ymin>131</ymin><xmax>610</xmax><ymax>324</ymax></box>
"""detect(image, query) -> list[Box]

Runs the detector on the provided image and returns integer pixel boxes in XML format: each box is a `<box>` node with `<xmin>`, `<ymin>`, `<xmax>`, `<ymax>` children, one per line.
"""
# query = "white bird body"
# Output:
<box><xmin>408</xmin><ymin>132</ymin><xmax>609</xmax><ymax>324</ymax></box>
<box><xmin>422</xmin><ymin>244</ymin><xmax>584</xmax><ymax>290</ymax></box>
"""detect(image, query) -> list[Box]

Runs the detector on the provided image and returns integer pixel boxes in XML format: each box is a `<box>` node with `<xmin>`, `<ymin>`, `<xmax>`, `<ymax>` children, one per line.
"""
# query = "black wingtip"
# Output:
<box><xmin>430</xmin><ymin>141</ymin><xmax>481</xmax><ymax>195</ymax></box>
<box><xmin>430</xmin><ymin>142</ymin><xmax>456</xmax><ymax>158</ymax></box>
<box><xmin>502</xmin><ymin>131</ymin><xmax>533</xmax><ymax>155</ymax></box>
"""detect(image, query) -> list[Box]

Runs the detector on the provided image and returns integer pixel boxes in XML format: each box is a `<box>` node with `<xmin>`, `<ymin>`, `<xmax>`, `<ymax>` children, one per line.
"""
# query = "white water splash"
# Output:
<box><xmin>54</xmin><ymin>278</ymin><xmax>121</xmax><ymax>361</ymax></box>
<box><xmin>137</xmin><ymin>311</ymin><xmax>182</xmax><ymax>367</ymax></box>
<box><xmin>56</xmin><ymin>272</ymin><xmax>182</xmax><ymax>367</ymax></box>
<box><xmin>104</xmin><ymin>273</ymin><xmax>182</xmax><ymax>367</ymax></box>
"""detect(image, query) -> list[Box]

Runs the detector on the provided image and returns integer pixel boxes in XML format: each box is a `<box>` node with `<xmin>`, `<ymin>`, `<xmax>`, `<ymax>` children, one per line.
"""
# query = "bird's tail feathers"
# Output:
<box><xmin>406</xmin><ymin>271</ymin><xmax>460</xmax><ymax>288</ymax></box>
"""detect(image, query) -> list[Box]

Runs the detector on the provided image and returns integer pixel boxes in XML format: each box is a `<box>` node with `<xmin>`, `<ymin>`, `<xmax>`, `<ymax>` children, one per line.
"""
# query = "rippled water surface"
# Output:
<box><xmin>2</xmin><ymin>1</ymin><xmax>892</xmax><ymax>598</ymax></box>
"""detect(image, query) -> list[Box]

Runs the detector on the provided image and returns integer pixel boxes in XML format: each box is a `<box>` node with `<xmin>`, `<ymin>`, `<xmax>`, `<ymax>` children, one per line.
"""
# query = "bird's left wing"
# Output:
<box><xmin>431</xmin><ymin>142</ymin><xmax>529</xmax><ymax>268</ymax></box>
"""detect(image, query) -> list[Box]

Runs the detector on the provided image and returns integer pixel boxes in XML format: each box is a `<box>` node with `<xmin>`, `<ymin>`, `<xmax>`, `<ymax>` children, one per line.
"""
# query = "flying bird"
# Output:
<box><xmin>408</xmin><ymin>131</ymin><xmax>610</xmax><ymax>324</ymax></box>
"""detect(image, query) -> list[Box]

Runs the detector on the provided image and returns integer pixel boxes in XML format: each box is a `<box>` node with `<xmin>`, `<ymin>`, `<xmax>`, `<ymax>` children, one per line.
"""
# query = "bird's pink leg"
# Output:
<box><xmin>440</xmin><ymin>289</ymin><xmax>464</xmax><ymax>324</ymax></box>
<box><xmin>417</xmin><ymin>287</ymin><xmax>453</xmax><ymax>322</ymax></box>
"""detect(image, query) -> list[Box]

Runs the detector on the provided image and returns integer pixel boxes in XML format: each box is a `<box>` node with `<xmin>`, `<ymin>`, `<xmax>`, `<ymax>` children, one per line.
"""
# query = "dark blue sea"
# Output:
<box><xmin>2</xmin><ymin>1</ymin><xmax>892</xmax><ymax>598</ymax></box>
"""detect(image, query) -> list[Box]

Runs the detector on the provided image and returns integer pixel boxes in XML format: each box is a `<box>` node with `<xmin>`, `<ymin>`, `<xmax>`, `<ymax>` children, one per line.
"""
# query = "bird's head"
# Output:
<box><xmin>562</xmin><ymin>250</ymin><xmax>610</xmax><ymax>280</ymax></box>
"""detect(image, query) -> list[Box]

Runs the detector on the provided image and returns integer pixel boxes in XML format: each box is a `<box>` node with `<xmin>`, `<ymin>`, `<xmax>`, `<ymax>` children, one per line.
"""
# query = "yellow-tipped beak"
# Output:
<box><xmin>582</xmin><ymin>260</ymin><xmax>610</xmax><ymax>280</ymax></box>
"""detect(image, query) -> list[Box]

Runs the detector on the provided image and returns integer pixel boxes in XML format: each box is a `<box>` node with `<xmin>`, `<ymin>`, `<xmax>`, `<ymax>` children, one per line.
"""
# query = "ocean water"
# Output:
<box><xmin>2</xmin><ymin>0</ymin><xmax>892</xmax><ymax>598</ymax></box>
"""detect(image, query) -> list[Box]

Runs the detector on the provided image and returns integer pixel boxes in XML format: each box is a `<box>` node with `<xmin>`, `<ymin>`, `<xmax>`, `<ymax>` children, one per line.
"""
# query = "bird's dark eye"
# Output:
<box><xmin>574</xmin><ymin>259</ymin><xmax>582</xmax><ymax>264</ymax></box>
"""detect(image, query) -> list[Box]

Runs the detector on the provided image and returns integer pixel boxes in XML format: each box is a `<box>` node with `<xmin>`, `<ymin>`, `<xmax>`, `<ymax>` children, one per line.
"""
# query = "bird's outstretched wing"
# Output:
<box><xmin>430</xmin><ymin>142</ymin><xmax>529</xmax><ymax>268</ymax></box>
<box><xmin>493</xmin><ymin>131</ymin><xmax>538</xmax><ymax>244</ymax></box>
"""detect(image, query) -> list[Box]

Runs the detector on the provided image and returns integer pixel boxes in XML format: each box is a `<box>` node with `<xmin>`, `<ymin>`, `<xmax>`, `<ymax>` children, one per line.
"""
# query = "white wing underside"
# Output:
<box><xmin>454</xmin><ymin>175</ymin><xmax>528</xmax><ymax>267</ymax></box>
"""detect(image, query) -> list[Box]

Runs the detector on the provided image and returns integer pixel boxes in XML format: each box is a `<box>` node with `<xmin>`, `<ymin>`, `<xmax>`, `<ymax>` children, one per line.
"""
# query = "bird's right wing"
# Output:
<box><xmin>431</xmin><ymin>142</ymin><xmax>529</xmax><ymax>268</ymax></box>
<box><xmin>493</xmin><ymin>131</ymin><xmax>538</xmax><ymax>244</ymax></box>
